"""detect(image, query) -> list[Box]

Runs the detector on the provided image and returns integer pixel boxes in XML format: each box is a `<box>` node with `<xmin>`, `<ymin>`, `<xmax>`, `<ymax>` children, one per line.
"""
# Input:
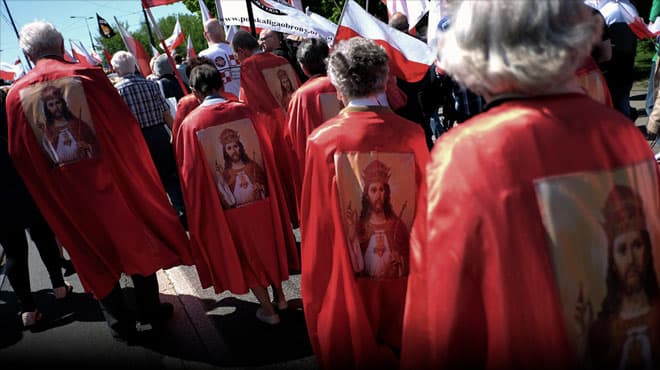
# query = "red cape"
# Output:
<box><xmin>175</xmin><ymin>98</ymin><xmax>299</xmax><ymax>294</ymax></box>
<box><xmin>240</xmin><ymin>52</ymin><xmax>301</xmax><ymax>226</ymax></box>
<box><xmin>401</xmin><ymin>94</ymin><xmax>660</xmax><ymax>370</ymax></box>
<box><xmin>284</xmin><ymin>75</ymin><xmax>341</xmax><ymax>214</ymax></box>
<box><xmin>6</xmin><ymin>58</ymin><xmax>191</xmax><ymax>299</ymax></box>
<box><xmin>576</xmin><ymin>56</ymin><xmax>613</xmax><ymax>108</ymax></box>
<box><xmin>301</xmin><ymin>106</ymin><xmax>430</xmax><ymax>369</ymax></box>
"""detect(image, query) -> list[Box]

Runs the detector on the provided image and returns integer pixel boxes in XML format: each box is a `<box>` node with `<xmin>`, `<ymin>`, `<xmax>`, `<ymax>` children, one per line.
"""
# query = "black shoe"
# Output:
<box><xmin>110</xmin><ymin>325</ymin><xmax>140</xmax><ymax>346</ymax></box>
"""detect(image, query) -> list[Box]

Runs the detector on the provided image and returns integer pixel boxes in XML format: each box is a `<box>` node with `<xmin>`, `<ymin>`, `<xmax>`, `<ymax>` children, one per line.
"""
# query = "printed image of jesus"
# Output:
<box><xmin>344</xmin><ymin>159</ymin><xmax>409</xmax><ymax>278</ymax></box>
<box><xmin>215</xmin><ymin>127</ymin><xmax>267</xmax><ymax>208</ymax></box>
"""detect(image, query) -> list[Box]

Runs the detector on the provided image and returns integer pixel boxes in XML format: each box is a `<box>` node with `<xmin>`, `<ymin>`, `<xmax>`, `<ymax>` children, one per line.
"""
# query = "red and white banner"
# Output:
<box><xmin>164</xmin><ymin>16</ymin><xmax>185</xmax><ymax>53</ymax></box>
<box><xmin>219</xmin><ymin>0</ymin><xmax>335</xmax><ymax>43</ymax></box>
<box><xmin>187</xmin><ymin>35</ymin><xmax>197</xmax><ymax>60</ymax></box>
<box><xmin>142</xmin><ymin>0</ymin><xmax>181</xmax><ymax>8</ymax></box>
<box><xmin>336</xmin><ymin>0</ymin><xmax>435</xmax><ymax>82</ymax></box>
<box><xmin>115</xmin><ymin>17</ymin><xmax>153</xmax><ymax>76</ymax></box>
<box><xmin>385</xmin><ymin>0</ymin><xmax>428</xmax><ymax>31</ymax></box>
<box><xmin>306</xmin><ymin>7</ymin><xmax>338</xmax><ymax>45</ymax></box>
<box><xmin>199</xmin><ymin>0</ymin><xmax>212</xmax><ymax>23</ymax></box>
<box><xmin>70</xmin><ymin>40</ymin><xmax>101</xmax><ymax>66</ymax></box>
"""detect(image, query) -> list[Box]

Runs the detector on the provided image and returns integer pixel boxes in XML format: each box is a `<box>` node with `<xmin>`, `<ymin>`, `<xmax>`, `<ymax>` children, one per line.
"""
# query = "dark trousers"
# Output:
<box><xmin>0</xmin><ymin>199</ymin><xmax>64</xmax><ymax>312</ymax></box>
<box><xmin>97</xmin><ymin>273</ymin><xmax>161</xmax><ymax>335</ymax></box>
<box><xmin>141</xmin><ymin>125</ymin><xmax>186</xmax><ymax>227</ymax></box>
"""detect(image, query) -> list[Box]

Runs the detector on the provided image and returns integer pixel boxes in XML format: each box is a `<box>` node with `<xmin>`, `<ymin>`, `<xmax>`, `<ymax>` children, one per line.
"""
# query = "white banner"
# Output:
<box><xmin>219</xmin><ymin>0</ymin><xmax>335</xmax><ymax>43</ymax></box>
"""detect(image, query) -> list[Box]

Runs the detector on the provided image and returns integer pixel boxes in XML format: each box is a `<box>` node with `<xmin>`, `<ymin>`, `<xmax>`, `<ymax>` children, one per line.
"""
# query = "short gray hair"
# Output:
<box><xmin>19</xmin><ymin>21</ymin><xmax>63</xmax><ymax>60</ymax></box>
<box><xmin>438</xmin><ymin>0</ymin><xmax>601</xmax><ymax>97</ymax></box>
<box><xmin>327</xmin><ymin>38</ymin><xmax>389</xmax><ymax>100</ymax></box>
<box><xmin>111</xmin><ymin>51</ymin><xmax>137</xmax><ymax>76</ymax></box>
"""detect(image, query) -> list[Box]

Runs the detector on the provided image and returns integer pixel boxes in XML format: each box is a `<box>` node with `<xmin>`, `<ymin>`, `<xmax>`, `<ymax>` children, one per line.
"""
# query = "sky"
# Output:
<box><xmin>0</xmin><ymin>0</ymin><xmax>191</xmax><ymax>65</ymax></box>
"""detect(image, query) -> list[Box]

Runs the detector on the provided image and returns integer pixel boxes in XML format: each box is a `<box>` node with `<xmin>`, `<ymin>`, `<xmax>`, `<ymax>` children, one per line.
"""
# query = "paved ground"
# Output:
<box><xmin>0</xmin><ymin>79</ymin><xmax>654</xmax><ymax>369</ymax></box>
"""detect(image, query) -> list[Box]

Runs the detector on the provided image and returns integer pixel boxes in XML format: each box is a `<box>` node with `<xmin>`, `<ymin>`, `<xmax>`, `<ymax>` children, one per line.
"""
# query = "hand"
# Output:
<box><xmin>345</xmin><ymin>201</ymin><xmax>358</xmax><ymax>242</ymax></box>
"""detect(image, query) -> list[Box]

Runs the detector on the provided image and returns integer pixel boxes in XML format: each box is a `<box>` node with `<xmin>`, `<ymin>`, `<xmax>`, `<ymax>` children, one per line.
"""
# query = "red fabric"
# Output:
<box><xmin>5</xmin><ymin>58</ymin><xmax>192</xmax><ymax>299</ymax></box>
<box><xmin>301</xmin><ymin>106</ymin><xmax>430</xmax><ymax>369</ymax></box>
<box><xmin>400</xmin><ymin>94</ymin><xmax>659</xmax><ymax>370</ymax></box>
<box><xmin>175</xmin><ymin>99</ymin><xmax>299</xmax><ymax>294</ymax></box>
<box><xmin>240</xmin><ymin>52</ymin><xmax>301</xmax><ymax>226</ymax></box>
<box><xmin>385</xmin><ymin>74</ymin><xmax>407</xmax><ymax>111</ymax></box>
<box><xmin>284</xmin><ymin>75</ymin><xmax>341</xmax><ymax>214</ymax></box>
<box><xmin>116</xmin><ymin>21</ymin><xmax>152</xmax><ymax>76</ymax></box>
<box><xmin>172</xmin><ymin>92</ymin><xmax>238</xmax><ymax>155</ymax></box>
<box><xmin>142</xmin><ymin>0</ymin><xmax>180</xmax><ymax>8</ymax></box>
<box><xmin>576</xmin><ymin>56</ymin><xmax>613</xmax><ymax>108</ymax></box>
<box><xmin>103</xmin><ymin>48</ymin><xmax>112</xmax><ymax>65</ymax></box>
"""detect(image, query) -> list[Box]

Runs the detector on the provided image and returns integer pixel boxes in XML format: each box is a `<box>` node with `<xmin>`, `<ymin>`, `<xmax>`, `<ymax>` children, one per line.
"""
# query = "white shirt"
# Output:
<box><xmin>199</xmin><ymin>42</ymin><xmax>241</xmax><ymax>97</ymax></box>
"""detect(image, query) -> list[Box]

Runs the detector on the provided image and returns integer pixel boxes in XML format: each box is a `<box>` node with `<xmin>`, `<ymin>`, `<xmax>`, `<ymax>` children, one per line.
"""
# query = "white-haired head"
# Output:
<box><xmin>111</xmin><ymin>51</ymin><xmax>137</xmax><ymax>76</ymax></box>
<box><xmin>19</xmin><ymin>21</ymin><xmax>64</xmax><ymax>61</ymax></box>
<box><xmin>437</xmin><ymin>0</ymin><xmax>601</xmax><ymax>98</ymax></box>
<box><xmin>327</xmin><ymin>37</ymin><xmax>389</xmax><ymax>101</ymax></box>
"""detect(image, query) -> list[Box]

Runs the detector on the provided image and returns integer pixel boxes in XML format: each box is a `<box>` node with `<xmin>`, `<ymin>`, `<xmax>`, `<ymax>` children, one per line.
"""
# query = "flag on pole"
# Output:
<box><xmin>164</xmin><ymin>16</ymin><xmax>185</xmax><ymax>53</ymax></box>
<box><xmin>151</xmin><ymin>44</ymin><xmax>162</xmax><ymax>58</ymax></box>
<box><xmin>142</xmin><ymin>0</ymin><xmax>181</xmax><ymax>8</ymax></box>
<box><xmin>335</xmin><ymin>0</ymin><xmax>435</xmax><ymax>82</ymax></box>
<box><xmin>103</xmin><ymin>47</ymin><xmax>113</xmax><ymax>65</ymax></box>
<box><xmin>384</xmin><ymin>0</ymin><xmax>428</xmax><ymax>32</ymax></box>
<box><xmin>96</xmin><ymin>13</ymin><xmax>116</xmax><ymax>39</ymax></box>
<box><xmin>114</xmin><ymin>18</ymin><xmax>153</xmax><ymax>76</ymax></box>
<box><xmin>70</xmin><ymin>40</ymin><xmax>101</xmax><ymax>66</ymax></box>
<box><xmin>306</xmin><ymin>8</ymin><xmax>338</xmax><ymax>46</ymax></box>
<box><xmin>63</xmin><ymin>48</ymin><xmax>76</xmax><ymax>63</ymax></box>
<box><xmin>199</xmin><ymin>0</ymin><xmax>212</xmax><ymax>23</ymax></box>
<box><xmin>187</xmin><ymin>35</ymin><xmax>197</xmax><ymax>60</ymax></box>
<box><xmin>0</xmin><ymin>61</ymin><xmax>17</xmax><ymax>81</ymax></box>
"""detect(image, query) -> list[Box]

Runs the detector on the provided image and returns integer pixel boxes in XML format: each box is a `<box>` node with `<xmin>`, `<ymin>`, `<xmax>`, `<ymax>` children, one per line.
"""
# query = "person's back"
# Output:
<box><xmin>301</xmin><ymin>38</ymin><xmax>429</xmax><ymax>370</ymax></box>
<box><xmin>199</xmin><ymin>19</ymin><xmax>241</xmax><ymax>97</ymax></box>
<box><xmin>401</xmin><ymin>2</ymin><xmax>660</xmax><ymax>369</ymax></box>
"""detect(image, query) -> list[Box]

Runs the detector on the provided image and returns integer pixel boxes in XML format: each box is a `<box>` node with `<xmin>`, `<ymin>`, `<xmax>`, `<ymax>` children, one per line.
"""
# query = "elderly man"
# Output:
<box><xmin>199</xmin><ymin>18</ymin><xmax>240</xmax><ymax>97</ymax></box>
<box><xmin>111</xmin><ymin>51</ymin><xmax>187</xmax><ymax>229</ymax></box>
<box><xmin>258</xmin><ymin>28</ymin><xmax>305</xmax><ymax>82</ymax></box>
<box><xmin>400</xmin><ymin>1</ymin><xmax>660</xmax><ymax>369</ymax></box>
<box><xmin>5</xmin><ymin>21</ymin><xmax>191</xmax><ymax>343</ymax></box>
<box><xmin>300</xmin><ymin>38</ymin><xmax>429</xmax><ymax>369</ymax></box>
<box><xmin>174</xmin><ymin>64</ymin><xmax>299</xmax><ymax>325</ymax></box>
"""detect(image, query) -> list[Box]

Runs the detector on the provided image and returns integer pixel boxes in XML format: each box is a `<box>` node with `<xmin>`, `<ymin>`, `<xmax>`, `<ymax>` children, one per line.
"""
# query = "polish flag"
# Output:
<box><xmin>103</xmin><ymin>48</ymin><xmax>113</xmax><ymax>65</ymax></box>
<box><xmin>70</xmin><ymin>40</ymin><xmax>100</xmax><ymax>66</ymax></box>
<box><xmin>63</xmin><ymin>48</ymin><xmax>76</xmax><ymax>63</ymax></box>
<box><xmin>142</xmin><ymin>0</ymin><xmax>181</xmax><ymax>8</ymax></box>
<box><xmin>151</xmin><ymin>44</ymin><xmax>162</xmax><ymax>58</ymax></box>
<box><xmin>385</xmin><ymin>0</ymin><xmax>428</xmax><ymax>32</ymax></box>
<box><xmin>335</xmin><ymin>0</ymin><xmax>435</xmax><ymax>82</ymax></box>
<box><xmin>187</xmin><ymin>35</ymin><xmax>196</xmax><ymax>60</ymax></box>
<box><xmin>164</xmin><ymin>16</ymin><xmax>185</xmax><ymax>53</ymax></box>
<box><xmin>199</xmin><ymin>0</ymin><xmax>211</xmax><ymax>23</ymax></box>
<box><xmin>618</xmin><ymin>5</ymin><xmax>660</xmax><ymax>39</ymax></box>
<box><xmin>115</xmin><ymin>17</ymin><xmax>152</xmax><ymax>76</ymax></box>
<box><xmin>0</xmin><ymin>61</ymin><xmax>16</xmax><ymax>81</ymax></box>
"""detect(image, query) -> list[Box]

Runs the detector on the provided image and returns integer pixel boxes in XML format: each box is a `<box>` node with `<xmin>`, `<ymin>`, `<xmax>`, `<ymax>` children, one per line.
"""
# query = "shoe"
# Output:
<box><xmin>256</xmin><ymin>307</ymin><xmax>280</xmax><ymax>325</ymax></box>
<box><xmin>54</xmin><ymin>282</ymin><xmax>73</xmax><ymax>299</ymax></box>
<box><xmin>21</xmin><ymin>310</ymin><xmax>43</xmax><ymax>329</ymax></box>
<box><xmin>272</xmin><ymin>299</ymin><xmax>288</xmax><ymax>311</ymax></box>
<box><xmin>110</xmin><ymin>325</ymin><xmax>140</xmax><ymax>346</ymax></box>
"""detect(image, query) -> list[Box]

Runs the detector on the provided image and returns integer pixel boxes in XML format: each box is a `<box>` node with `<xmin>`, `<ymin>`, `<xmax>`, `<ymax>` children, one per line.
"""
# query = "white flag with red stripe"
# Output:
<box><xmin>336</xmin><ymin>0</ymin><xmax>435</xmax><ymax>82</ymax></box>
<box><xmin>70</xmin><ymin>40</ymin><xmax>101</xmax><ymax>66</ymax></box>
<box><xmin>165</xmin><ymin>16</ymin><xmax>185</xmax><ymax>53</ymax></box>
<box><xmin>114</xmin><ymin>17</ymin><xmax>153</xmax><ymax>76</ymax></box>
<box><xmin>385</xmin><ymin>0</ymin><xmax>428</xmax><ymax>32</ymax></box>
<box><xmin>187</xmin><ymin>35</ymin><xmax>197</xmax><ymax>60</ymax></box>
<box><xmin>0</xmin><ymin>61</ymin><xmax>16</xmax><ymax>81</ymax></box>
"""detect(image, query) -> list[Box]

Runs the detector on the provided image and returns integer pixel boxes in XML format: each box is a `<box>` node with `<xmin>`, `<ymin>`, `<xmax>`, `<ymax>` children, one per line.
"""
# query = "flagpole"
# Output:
<box><xmin>143</xmin><ymin>7</ymin><xmax>157</xmax><ymax>51</ymax></box>
<box><xmin>2</xmin><ymin>0</ymin><xmax>33</xmax><ymax>68</ymax></box>
<box><xmin>143</xmin><ymin>5</ymin><xmax>189</xmax><ymax>93</ymax></box>
<box><xmin>245</xmin><ymin>0</ymin><xmax>257</xmax><ymax>37</ymax></box>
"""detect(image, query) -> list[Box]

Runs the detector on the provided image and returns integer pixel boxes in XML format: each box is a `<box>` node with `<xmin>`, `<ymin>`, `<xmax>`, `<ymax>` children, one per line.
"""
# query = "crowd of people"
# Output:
<box><xmin>1</xmin><ymin>0</ymin><xmax>659</xmax><ymax>369</ymax></box>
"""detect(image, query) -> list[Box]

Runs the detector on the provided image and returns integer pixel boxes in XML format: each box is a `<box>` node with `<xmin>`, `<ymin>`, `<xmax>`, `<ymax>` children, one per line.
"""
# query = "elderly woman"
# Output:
<box><xmin>301</xmin><ymin>37</ymin><xmax>429</xmax><ymax>369</ymax></box>
<box><xmin>401</xmin><ymin>1</ymin><xmax>660</xmax><ymax>370</ymax></box>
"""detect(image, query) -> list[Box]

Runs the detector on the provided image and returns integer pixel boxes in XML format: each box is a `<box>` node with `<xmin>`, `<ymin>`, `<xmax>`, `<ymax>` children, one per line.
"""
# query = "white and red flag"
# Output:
<box><xmin>142</xmin><ymin>0</ymin><xmax>181</xmax><ymax>8</ymax></box>
<box><xmin>335</xmin><ymin>0</ymin><xmax>435</xmax><ymax>82</ymax></box>
<box><xmin>187</xmin><ymin>35</ymin><xmax>197</xmax><ymax>60</ymax></box>
<box><xmin>63</xmin><ymin>48</ymin><xmax>76</xmax><ymax>63</ymax></box>
<box><xmin>114</xmin><ymin>17</ymin><xmax>153</xmax><ymax>76</ymax></box>
<box><xmin>199</xmin><ymin>0</ymin><xmax>212</xmax><ymax>23</ymax></box>
<box><xmin>384</xmin><ymin>0</ymin><xmax>428</xmax><ymax>32</ymax></box>
<box><xmin>70</xmin><ymin>40</ymin><xmax>101</xmax><ymax>66</ymax></box>
<box><xmin>164</xmin><ymin>16</ymin><xmax>185</xmax><ymax>53</ymax></box>
<box><xmin>0</xmin><ymin>61</ymin><xmax>17</xmax><ymax>81</ymax></box>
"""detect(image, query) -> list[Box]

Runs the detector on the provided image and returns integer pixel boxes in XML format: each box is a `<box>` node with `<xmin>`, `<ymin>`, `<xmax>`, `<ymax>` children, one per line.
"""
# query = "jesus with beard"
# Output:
<box><xmin>217</xmin><ymin>128</ymin><xmax>267</xmax><ymax>208</ymax></box>
<box><xmin>586</xmin><ymin>185</ymin><xmax>660</xmax><ymax>370</ymax></box>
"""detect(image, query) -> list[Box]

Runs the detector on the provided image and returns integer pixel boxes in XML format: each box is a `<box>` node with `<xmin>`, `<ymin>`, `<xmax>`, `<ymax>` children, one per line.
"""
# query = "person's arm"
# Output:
<box><xmin>163</xmin><ymin>110</ymin><xmax>173</xmax><ymax>129</ymax></box>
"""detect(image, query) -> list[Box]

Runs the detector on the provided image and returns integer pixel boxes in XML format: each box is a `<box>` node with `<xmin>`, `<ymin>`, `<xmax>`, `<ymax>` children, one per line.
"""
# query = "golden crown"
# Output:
<box><xmin>362</xmin><ymin>159</ymin><xmax>391</xmax><ymax>186</ymax></box>
<box><xmin>219</xmin><ymin>128</ymin><xmax>240</xmax><ymax>146</ymax></box>
<box><xmin>601</xmin><ymin>185</ymin><xmax>646</xmax><ymax>239</ymax></box>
